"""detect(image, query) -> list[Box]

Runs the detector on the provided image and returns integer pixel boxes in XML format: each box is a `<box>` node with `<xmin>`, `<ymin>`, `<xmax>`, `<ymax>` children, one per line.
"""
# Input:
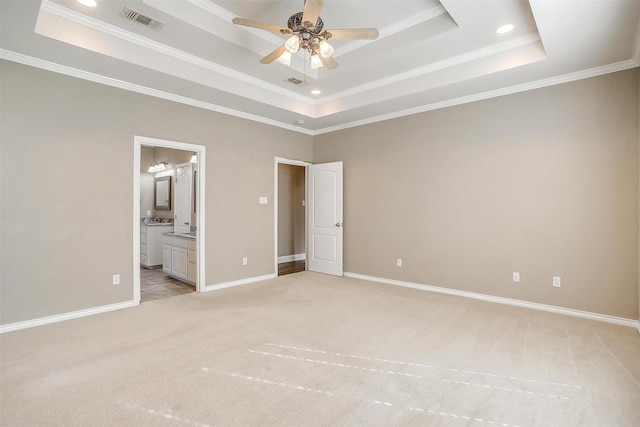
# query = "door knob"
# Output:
<box><xmin>335</xmin><ymin>223</ymin><xmax>343</xmax><ymax>227</ymax></box>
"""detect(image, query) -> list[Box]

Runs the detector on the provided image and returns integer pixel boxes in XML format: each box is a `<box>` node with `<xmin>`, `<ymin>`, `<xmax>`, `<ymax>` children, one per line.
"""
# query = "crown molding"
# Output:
<box><xmin>319</xmin><ymin>32</ymin><xmax>542</xmax><ymax>105</ymax></box>
<box><xmin>315</xmin><ymin>58</ymin><xmax>639</xmax><ymax>135</ymax></box>
<box><xmin>39</xmin><ymin>0</ymin><xmax>313</xmax><ymax>105</ymax></box>
<box><xmin>2</xmin><ymin>49</ymin><xmax>635</xmax><ymax>137</ymax></box>
<box><xmin>146</xmin><ymin>0</ymin><xmax>318</xmax><ymax>80</ymax></box>
<box><xmin>335</xmin><ymin>4</ymin><xmax>448</xmax><ymax>58</ymax></box>
<box><xmin>0</xmin><ymin>49</ymin><xmax>314</xmax><ymax>135</ymax></box>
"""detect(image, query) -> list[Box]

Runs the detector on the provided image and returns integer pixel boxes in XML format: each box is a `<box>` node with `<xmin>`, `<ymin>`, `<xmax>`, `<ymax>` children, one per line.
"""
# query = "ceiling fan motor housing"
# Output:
<box><xmin>287</xmin><ymin>11</ymin><xmax>324</xmax><ymax>32</ymax></box>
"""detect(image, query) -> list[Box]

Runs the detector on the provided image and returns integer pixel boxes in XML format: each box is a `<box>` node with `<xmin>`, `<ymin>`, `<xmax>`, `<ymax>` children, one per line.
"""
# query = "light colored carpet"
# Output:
<box><xmin>1</xmin><ymin>272</ymin><xmax>639</xmax><ymax>426</ymax></box>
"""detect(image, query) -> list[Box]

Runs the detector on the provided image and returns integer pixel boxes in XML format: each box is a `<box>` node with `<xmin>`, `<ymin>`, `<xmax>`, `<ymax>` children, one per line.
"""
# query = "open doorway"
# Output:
<box><xmin>275</xmin><ymin>158</ymin><xmax>309</xmax><ymax>276</ymax></box>
<box><xmin>275</xmin><ymin>158</ymin><xmax>344</xmax><ymax>277</ymax></box>
<box><xmin>134</xmin><ymin>136</ymin><xmax>206</xmax><ymax>304</ymax></box>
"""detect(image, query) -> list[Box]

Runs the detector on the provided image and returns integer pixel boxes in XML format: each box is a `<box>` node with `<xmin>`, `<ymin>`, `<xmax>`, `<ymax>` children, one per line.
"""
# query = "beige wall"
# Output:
<box><xmin>1</xmin><ymin>58</ymin><xmax>638</xmax><ymax>326</ymax></box>
<box><xmin>278</xmin><ymin>164</ymin><xmax>305</xmax><ymax>258</ymax></box>
<box><xmin>0</xmin><ymin>60</ymin><xmax>312</xmax><ymax>325</ymax></box>
<box><xmin>315</xmin><ymin>68</ymin><xmax>639</xmax><ymax>320</ymax></box>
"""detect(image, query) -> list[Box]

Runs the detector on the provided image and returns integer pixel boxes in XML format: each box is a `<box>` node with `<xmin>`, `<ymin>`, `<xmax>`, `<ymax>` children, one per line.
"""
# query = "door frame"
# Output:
<box><xmin>133</xmin><ymin>136</ymin><xmax>206</xmax><ymax>303</ymax></box>
<box><xmin>274</xmin><ymin>157</ymin><xmax>311</xmax><ymax>275</ymax></box>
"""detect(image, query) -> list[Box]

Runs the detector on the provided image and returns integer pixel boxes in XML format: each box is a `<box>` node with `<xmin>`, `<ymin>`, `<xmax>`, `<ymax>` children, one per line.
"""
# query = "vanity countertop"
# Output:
<box><xmin>163</xmin><ymin>231</ymin><xmax>196</xmax><ymax>239</ymax></box>
<box><xmin>142</xmin><ymin>222</ymin><xmax>174</xmax><ymax>227</ymax></box>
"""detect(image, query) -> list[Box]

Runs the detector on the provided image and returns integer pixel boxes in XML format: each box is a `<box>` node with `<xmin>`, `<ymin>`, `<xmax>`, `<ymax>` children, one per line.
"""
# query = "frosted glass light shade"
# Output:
<box><xmin>285</xmin><ymin>35</ymin><xmax>300</xmax><ymax>53</ymax></box>
<box><xmin>310</xmin><ymin>53</ymin><xmax>323</xmax><ymax>69</ymax></box>
<box><xmin>319</xmin><ymin>40</ymin><xmax>334</xmax><ymax>58</ymax></box>
<box><xmin>277</xmin><ymin>50</ymin><xmax>292</xmax><ymax>66</ymax></box>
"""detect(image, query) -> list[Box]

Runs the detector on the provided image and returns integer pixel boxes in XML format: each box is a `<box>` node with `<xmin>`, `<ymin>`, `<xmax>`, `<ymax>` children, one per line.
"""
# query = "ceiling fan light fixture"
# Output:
<box><xmin>277</xmin><ymin>50</ymin><xmax>292</xmax><ymax>66</ymax></box>
<box><xmin>285</xmin><ymin>35</ymin><xmax>301</xmax><ymax>53</ymax></box>
<box><xmin>232</xmin><ymin>0</ymin><xmax>379</xmax><ymax>70</ymax></box>
<box><xmin>310</xmin><ymin>53</ymin><xmax>323</xmax><ymax>69</ymax></box>
<box><xmin>318</xmin><ymin>40</ymin><xmax>334</xmax><ymax>58</ymax></box>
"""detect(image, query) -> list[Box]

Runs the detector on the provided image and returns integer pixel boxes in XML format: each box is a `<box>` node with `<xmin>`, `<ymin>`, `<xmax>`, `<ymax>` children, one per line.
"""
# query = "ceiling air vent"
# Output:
<box><xmin>120</xmin><ymin>7</ymin><xmax>165</xmax><ymax>31</ymax></box>
<box><xmin>285</xmin><ymin>77</ymin><xmax>307</xmax><ymax>86</ymax></box>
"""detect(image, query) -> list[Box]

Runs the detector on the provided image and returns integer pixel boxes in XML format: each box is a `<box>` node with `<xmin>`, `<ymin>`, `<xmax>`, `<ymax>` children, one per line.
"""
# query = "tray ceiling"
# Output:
<box><xmin>1</xmin><ymin>0</ymin><xmax>639</xmax><ymax>135</ymax></box>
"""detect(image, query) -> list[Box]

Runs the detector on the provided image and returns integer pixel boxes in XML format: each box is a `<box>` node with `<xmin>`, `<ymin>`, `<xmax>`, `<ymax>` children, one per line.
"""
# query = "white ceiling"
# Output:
<box><xmin>1</xmin><ymin>0</ymin><xmax>639</xmax><ymax>135</ymax></box>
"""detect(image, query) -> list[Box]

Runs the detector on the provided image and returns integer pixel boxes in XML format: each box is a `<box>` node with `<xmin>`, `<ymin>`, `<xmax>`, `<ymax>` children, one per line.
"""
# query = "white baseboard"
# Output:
<box><xmin>203</xmin><ymin>273</ymin><xmax>277</xmax><ymax>292</ymax></box>
<box><xmin>344</xmin><ymin>272</ymin><xmax>639</xmax><ymax>329</ymax></box>
<box><xmin>0</xmin><ymin>300</ymin><xmax>139</xmax><ymax>334</ymax></box>
<box><xmin>278</xmin><ymin>253</ymin><xmax>306</xmax><ymax>264</ymax></box>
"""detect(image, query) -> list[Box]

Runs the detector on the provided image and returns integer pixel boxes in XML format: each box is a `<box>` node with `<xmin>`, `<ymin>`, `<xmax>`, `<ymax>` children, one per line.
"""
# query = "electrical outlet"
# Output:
<box><xmin>242</xmin><ymin>257</ymin><xmax>248</xmax><ymax>266</ymax></box>
<box><xmin>396</xmin><ymin>258</ymin><xmax>402</xmax><ymax>267</ymax></box>
<box><xmin>553</xmin><ymin>276</ymin><xmax>561</xmax><ymax>287</ymax></box>
<box><xmin>512</xmin><ymin>272</ymin><xmax>520</xmax><ymax>283</ymax></box>
<box><xmin>112</xmin><ymin>274</ymin><xmax>120</xmax><ymax>285</ymax></box>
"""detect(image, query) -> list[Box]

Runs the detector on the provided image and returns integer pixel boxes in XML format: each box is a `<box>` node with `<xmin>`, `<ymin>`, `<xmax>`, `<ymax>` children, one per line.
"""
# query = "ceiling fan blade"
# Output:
<box><xmin>260</xmin><ymin>45</ymin><xmax>287</xmax><ymax>64</ymax></box>
<box><xmin>326</xmin><ymin>28</ymin><xmax>379</xmax><ymax>40</ymax></box>
<box><xmin>232</xmin><ymin>17</ymin><xmax>286</xmax><ymax>33</ymax></box>
<box><xmin>319</xmin><ymin>55</ymin><xmax>339</xmax><ymax>70</ymax></box>
<box><xmin>302</xmin><ymin>0</ymin><xmax>324</xmax><ymax>28</ymax></box>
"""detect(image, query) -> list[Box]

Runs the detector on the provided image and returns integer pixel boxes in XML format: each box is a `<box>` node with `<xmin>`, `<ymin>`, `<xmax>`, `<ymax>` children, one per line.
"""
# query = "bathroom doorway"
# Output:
<box><xmin>134</xmin><ymin>136</ymin><xmax>206</xmax><ymax>304</ymax></box>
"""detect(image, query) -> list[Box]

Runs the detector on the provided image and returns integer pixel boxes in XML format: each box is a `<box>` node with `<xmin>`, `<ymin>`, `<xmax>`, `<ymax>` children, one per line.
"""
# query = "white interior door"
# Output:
<box><xmin>307</xmin><ymin>161</ymin><xmax>343</xmax><ymax>276</ymax></box>
<box><xmin>175</xmin><ymin>163</ymin><xmax>192</xmax><ymax>234</ymax></box>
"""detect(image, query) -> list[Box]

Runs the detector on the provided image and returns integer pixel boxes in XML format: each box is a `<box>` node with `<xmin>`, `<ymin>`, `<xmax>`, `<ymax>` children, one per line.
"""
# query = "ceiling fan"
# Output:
<box><xmin>232</xmin><ymin>0</ymin><xmax>379</xmax><ymax>70</ymax></box>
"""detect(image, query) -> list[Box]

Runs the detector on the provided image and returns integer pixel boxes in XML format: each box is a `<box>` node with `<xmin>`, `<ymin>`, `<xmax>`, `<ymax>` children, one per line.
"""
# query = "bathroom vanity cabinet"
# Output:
<box><xmin>140</xmin><ymin>224</ymin><xmax>174</xmax><ymax>268</ymax></box>
<box><xmin>162</xmin><ymin>234</ymin><xmax>196</xmax><ymax>285</ymax></box>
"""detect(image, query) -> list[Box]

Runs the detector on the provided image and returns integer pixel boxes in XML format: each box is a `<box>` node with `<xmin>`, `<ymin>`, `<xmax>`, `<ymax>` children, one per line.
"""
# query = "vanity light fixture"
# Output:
<box><xmin>148</xmin><ymin>160</ymin><xmax>168</xmax><ymax>173</ymax></box>
<box><xmin>190</xmin><ymin>152</ymin><xmax>198</xmax><ymax>164</ymax></box>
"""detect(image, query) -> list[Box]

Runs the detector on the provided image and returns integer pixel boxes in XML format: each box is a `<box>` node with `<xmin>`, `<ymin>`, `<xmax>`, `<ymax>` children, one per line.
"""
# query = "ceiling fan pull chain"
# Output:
<box><xmin>303</xmin><ymin>50</ymin><xmax>308</xmax><ymax>83</ymax></box>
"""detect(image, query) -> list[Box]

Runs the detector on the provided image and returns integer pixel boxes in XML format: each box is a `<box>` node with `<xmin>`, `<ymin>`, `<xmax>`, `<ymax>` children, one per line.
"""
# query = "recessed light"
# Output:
<box><xmin>310</xmin><ymin>89</ymin><xmax>322</xmax><ymax>95</ymax></box>
<box><xmin>496</xmin><ymin>24</ymin><xmax>514</xmax><ymax>34</ymax></box>
<box><xmin>77</xmin><ymin>0</ymin><xmax>97</xmax><ymax>7</ymax></box>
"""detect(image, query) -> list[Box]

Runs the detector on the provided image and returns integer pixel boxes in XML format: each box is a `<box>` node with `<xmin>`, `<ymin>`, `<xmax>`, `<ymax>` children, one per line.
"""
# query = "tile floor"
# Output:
<box><xmin>141</xmin><ymin>260</ymin><xmax>303</xmax><ymax>302</ymax></box>
<box><xmin>140</xmin><ymin>266</ymin><xmax>195</xmax><ymax>302</ymax></box>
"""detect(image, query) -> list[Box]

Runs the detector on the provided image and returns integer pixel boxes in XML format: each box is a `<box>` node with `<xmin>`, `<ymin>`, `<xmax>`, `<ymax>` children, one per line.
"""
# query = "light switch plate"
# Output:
<box><xmin>553</xmin><ymin>276</ymin><xmax>561</xmax><ymax>287</ymax></box>
<box><xmin>513</xmin><ymin>272</ymin><xmax>520</xmax><ymax>283</ymax></box>
<box><xmin>259</xmin><ymin>197</ymin><xmax>268</xmax><ymax>205</ymax></box>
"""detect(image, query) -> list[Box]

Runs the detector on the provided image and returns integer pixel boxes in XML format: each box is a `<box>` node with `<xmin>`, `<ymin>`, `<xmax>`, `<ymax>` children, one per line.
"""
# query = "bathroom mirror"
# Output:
<box><xmin>154</xmin><ymin>176</ymin><xmax>171</xmax><ymax>210</ymax></box>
